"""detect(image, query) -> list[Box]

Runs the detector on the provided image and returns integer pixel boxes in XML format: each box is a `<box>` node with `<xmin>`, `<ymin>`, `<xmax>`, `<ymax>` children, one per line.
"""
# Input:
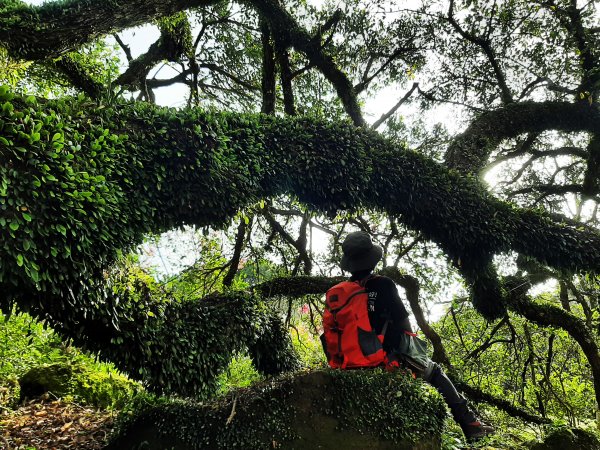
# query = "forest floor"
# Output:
<box><xmin>0</xmin><ymin>397</ymin><xmax>115</xmax><ymax>449</ymax></box>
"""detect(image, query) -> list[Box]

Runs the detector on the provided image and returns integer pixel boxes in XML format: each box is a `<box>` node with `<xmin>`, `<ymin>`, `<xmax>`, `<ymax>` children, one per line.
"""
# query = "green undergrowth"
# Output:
<box><xmin>215</xmin><ymin>353</ymin><xmax>263</xmax><ymax>396</ymax></box>
<box><xmin>0</xmin><ymin>309</ymin><xmax>140</xmax><ymax>409</ymax></box>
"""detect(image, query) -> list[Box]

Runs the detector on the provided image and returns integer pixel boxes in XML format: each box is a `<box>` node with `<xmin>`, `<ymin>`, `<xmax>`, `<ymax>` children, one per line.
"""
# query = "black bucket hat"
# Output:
<box><xmin>340</xmin><ymin>231</ymin><xmax>383</xmax><ymax>273</ymax></box>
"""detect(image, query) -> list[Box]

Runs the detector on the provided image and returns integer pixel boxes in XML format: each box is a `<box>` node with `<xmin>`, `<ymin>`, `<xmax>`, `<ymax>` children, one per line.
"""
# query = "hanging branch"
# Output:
<box><xmin>223</xmin><ymin>217</ymin><xmax>250</xmax><ymax>288</ymax></box>
<box><xmin>260</xmin><ymin>19</ymin><xmax>276</xmax><ymax>114</ymax></box>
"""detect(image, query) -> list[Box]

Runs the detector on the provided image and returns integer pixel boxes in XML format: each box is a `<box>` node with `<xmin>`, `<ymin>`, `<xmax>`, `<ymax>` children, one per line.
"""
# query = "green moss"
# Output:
<box><xmin>528</xmin><ymin>427</ymin><xmax>600</xmax><ymax>450</ymax></box>
<box><xmin>107</xmin><ymin>369</ymin><xmax>446</xmax><ymax>450</ymax></box>
<box><xmin>18</xmin><ymin>362</ymin><xmax>139</xmax><ymax>409</ymax></box>
<box><xmin>71</xmin><ymin>367</ymin><xmax>140</xmax><ymax>409</ymax></box>
<box><xmin>328</xmin><ymin>369</ymin><xmax>447</xmax><ymax>443</ymax></box>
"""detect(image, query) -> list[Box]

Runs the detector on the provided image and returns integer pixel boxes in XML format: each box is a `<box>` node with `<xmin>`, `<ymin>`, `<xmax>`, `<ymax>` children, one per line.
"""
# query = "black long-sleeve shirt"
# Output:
<box><xmin>350</xmin><ymin>272</ymin><xmax>411</xmax><ymax>353</ymax></box>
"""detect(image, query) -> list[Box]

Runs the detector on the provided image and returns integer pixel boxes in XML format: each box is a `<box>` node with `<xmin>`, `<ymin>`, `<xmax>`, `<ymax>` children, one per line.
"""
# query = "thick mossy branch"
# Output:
<box><xmin>2</xmin><ymin>89</ymin><xmax>600</xmax><ymax>320</ymax></box>
<box><xmin>52</xmin><ymin>281</ymin><xmax>299</xmax><ymax>397</ymax></box>
<box><xmin>115</xmin><ymin>12</ymin><xmax>193</xmax><ymax>89</ymax></box>
<box><xmin>54</xmin><ymin>54</ymin><xmax>106</xmax><ymax>98</ymax></box>
<box><xmin>446</xmin><ymin>101</ymin><xmax>600</xmax><ymax>175</ymax></box>
<box><xmin>0</xmin><ymin>0</ymin><xmax>214</xmax><ymax>60</ymax></box>
<box><xmin>255</xmin><ymin>275</ymin><xmax>345</xmax><ymax>298</ymax></box>
<box><xmin>106</xmin><ymin>370</ymin><xmax>446</xmax><ymax>450</ymax></box>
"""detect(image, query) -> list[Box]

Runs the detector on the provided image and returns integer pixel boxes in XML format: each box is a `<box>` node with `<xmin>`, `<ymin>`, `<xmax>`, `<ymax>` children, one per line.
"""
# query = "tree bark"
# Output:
<box><xmin>277</xmin><ymin>47</ymin><xmax>296</xmax><ymax>115</ymax></box>
<box><xmin>260</xmin><ymin>20</ymin><xmax>276</xmax><ymax>114</ymax></box>
<box><xmin>0</xmin><ymin>0</ymin><xmax>214</xmax><ymax>60</ymax></box>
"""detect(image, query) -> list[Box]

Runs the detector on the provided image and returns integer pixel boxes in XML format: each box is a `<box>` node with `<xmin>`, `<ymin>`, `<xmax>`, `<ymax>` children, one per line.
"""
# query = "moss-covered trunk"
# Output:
<box><xmin>105</xmin><ymin>370</ymin><xmax>447</xmax><ymax>450</ymax></box>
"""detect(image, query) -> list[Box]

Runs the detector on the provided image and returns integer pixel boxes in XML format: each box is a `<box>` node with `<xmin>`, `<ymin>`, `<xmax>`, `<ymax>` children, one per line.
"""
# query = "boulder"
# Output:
<box><xmin>528</xmin><ymin>427</ymin><xmax>600</xmax><ymax>450</ymax></box>
<box><xmin>19</xmin><ymin>363</ymin><xmax>138</xmax><ymax>408</ymax></box>
<box><xmin>19</xmin><ymin>363</ymin><xmax>73</xmax><ymax>402</ymax></box>
<box><xmin>106</xmin><ymin>369</ymin><xmax>447</xmax><ymax>449</ymax></box>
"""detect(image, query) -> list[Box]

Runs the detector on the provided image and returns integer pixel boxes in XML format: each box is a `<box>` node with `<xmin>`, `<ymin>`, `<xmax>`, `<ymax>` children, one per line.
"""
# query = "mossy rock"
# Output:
<box><xmin>19</xmin><ymin>363</ymin><xmax>138</xmax><ymax>409</ymax></box>
<box><xmin>105</xmin><ymin>369</ymin><xmax>447</xmax><ymax>450</ymax></box>
<box><xmin>527</xmin><ymin>427</ymin><xmax>600</xmax><ymax>450</ymax></box>
<box><xmin>19</xmin><ymin>363</ymin><xmax>73</xmax><ymax>402</ymax></box>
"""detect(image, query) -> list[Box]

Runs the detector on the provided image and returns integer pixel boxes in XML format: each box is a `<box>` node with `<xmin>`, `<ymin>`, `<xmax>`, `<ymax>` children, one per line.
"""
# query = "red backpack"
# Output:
<box><xmin>322</xmin><ymin>280</ymin><xmax>387</xmax><ymax>369</ymax></box>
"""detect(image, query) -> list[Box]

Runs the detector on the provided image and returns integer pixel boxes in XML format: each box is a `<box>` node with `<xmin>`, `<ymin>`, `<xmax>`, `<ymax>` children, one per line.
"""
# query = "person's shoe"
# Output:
<box><xmin>461</xmin><ymin>420</ymin><xmax>495</xmax><ymax>442</ymax></box>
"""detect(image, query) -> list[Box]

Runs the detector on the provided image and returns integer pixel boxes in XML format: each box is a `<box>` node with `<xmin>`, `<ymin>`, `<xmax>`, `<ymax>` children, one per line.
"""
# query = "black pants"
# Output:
<box><xmin>419</xmin><ymin>360</ymin><xmax>476</xmax><ymax>425</ymax></box>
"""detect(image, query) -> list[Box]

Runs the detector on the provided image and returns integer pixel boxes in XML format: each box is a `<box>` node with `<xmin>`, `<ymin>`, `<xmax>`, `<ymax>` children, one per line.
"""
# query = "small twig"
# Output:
<box><xmin>113</xmin><ymin>33</ymin><xmax>133</xmax><ymax>62</ymax></box>
<box><xmin>371</xmin><ymin>83</ymin><xmax>418</xmax><ymax>130</ymax></box>
<box><xmin>226</xmin><ymin>395</ymin><xmax>238</xmax><ymax>426</ymax></box>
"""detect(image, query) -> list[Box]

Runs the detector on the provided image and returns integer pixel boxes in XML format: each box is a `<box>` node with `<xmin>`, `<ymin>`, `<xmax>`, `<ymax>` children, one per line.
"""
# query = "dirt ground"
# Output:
<box><xmin>0</xmin><ymin>397</ymin><xmax>115</xmax><ymax>449</ymax></box>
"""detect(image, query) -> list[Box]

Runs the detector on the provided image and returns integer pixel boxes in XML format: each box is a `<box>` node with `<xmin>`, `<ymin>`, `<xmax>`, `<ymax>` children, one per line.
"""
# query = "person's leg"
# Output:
<box><xmin>422</xmin><ymin>362</ymin><xmax>476</xmax><ymax>423</ymax></box>
<box><xmin>420</xmin><ymin>361</ymin><xmax>494</xmax><ymax>442</ymax></box>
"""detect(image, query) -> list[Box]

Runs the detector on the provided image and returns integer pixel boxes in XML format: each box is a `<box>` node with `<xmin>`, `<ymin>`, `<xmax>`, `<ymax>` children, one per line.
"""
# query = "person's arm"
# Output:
<box><xmin>379</xmin><ymin>277</ymin><xmax>413</xmax><ymax>333</ymax></box>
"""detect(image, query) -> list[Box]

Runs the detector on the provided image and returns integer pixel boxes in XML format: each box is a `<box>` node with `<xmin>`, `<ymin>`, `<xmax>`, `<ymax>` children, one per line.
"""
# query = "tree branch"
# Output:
<box><xmin>354</xmin><ymin>47</ymin><xmax>419</xmax><ymax>94</ymax></box>
<box><xmin>260</xmin><ymin>19</ymin><xmax>276</xmax><ymax>114</ymax></box>
<box><xmin>53</xmin><ymin>54</ymin><xmax>105</xmax><ymax>98</ymax></box>
<box><xmin>113</xmin><ymin>33</ymin><xmax>133</xmax><ymax>62</ymax></box>
<box><xmin>446</xmin><ymin>101</ymin><xmax>600</xmax><ymax>175</ymax></box>
<box><xmin>537</xmin><ymin>0</ymin><xmax>600</xmax><ymax>99</ymax></box>
<box><xmin>0</xmin><ymin>0</ymin><xmax>215</xmax><ymax>60</ymax></box>
<box><xmin>277</xmin><ymin>47</ymin><xmax>296</xmax><ymax>115</ymax></box>
<box><xmin>371</xmin><ymin>83</ymin><xmax>418</xmax><ymax>130</ymax></box>
<box><xmin>263</xmin><ymin>210</ymin><xmax>312</xmax><ymax>274</ymax></box>
<box><xmin>247</xmin><ymin>0</ymin><xmax>365</xmax><ymax>126</ymax></box>
<box><xmin>5</xmin><ymin>95</ymin><xmax>600</xmax><ymax>319</ymax></box>
<box><xmin>222</xmin><ymin>217</ymin><xmax>249</xmax><ymax>287</ymax></box>
<box><xmin>379</xmin><ymin>267</ymin><xmax>451</xmax><ymax>366</ymax></box>
<box><xmin>447</xmin><ymin>0</ymin><xmax>513</xmax><ymax>104</ymax></box>
<box><xmin>505</xmin><ymin>276</ymin><xmax>600</xmax><ymax>408</ymax></box>
<box><xmin>115</xmin><ymin>15</ymin><xmax>192</xmax><ymax>89</ymax></box>
<box><xmin>583</xmin><ymin>134</ymin><xmax>600</xmax><ymax>196</ymax></box>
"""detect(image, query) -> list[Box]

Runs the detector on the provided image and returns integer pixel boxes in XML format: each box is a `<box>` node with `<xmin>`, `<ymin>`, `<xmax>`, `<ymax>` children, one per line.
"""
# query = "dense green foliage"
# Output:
<box><xmin>86</xmin><ymin>263</ymin><xmax>299</xmax><ymax>397</ymax></box>
<box><xmin>2</xmin><ymin>87</ymin><xmax>600</xmax><ymax>324</ymax></box>
<box><xmin>436</xmin><ymin>302</ymin><xmax>596</xmax><ymax>424</ymax></box>
<box><xmin>1</xmin><ymin>0</ymin><xmax>600</xmax><ymax>446</ymax></box>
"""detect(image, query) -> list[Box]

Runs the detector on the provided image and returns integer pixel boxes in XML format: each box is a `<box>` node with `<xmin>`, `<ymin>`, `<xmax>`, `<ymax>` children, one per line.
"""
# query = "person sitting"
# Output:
<box><xmin>321</xmin><ymin>231</ymin><xmax>494</xmax><ymax>442</ymax></box>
